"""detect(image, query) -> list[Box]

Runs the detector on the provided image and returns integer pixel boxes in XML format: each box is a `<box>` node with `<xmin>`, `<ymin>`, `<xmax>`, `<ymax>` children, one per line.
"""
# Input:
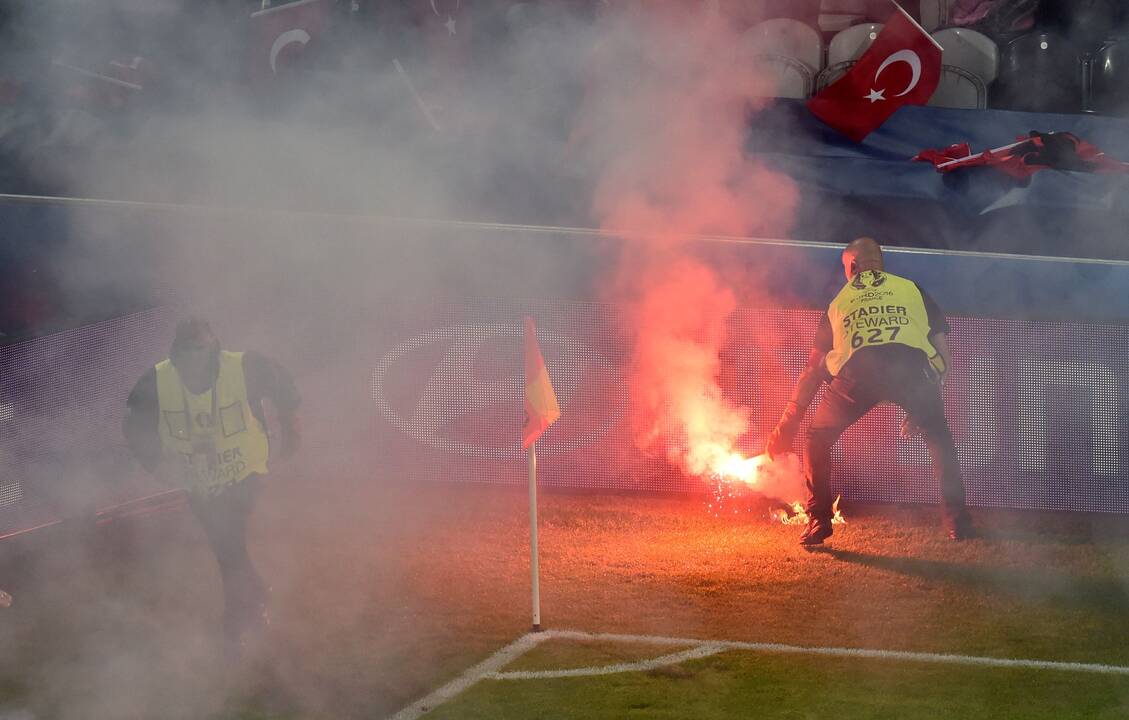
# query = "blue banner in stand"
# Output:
<box><xmin>747</xmin><ymin>100</ymin><xmax>1129</xmax><ymax>261</ymax></box>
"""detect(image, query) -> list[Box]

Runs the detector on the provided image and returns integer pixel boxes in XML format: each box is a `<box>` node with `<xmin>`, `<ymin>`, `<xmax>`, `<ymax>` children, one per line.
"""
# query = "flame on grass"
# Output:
<box><xmin>771</xmin><ymin>496</ymin><xmax>847</xmax><ymax>526</ymax></box>
<box><xmin>707</xmin><ymin>452</ymin><xmax>846</xmax><ymax>526</ymax></box>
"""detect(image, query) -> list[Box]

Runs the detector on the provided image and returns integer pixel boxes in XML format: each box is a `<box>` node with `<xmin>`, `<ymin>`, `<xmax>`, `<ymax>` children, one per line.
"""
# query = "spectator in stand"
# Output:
<box><xmin>948</xmin><ymin>0</ymin><xmax>1038</xmax><ymax>44</ymax></box>
<box><xmin>815</xmin><ymin>0</ymin><xmax>923</xmax><ymax>25</ymax></box>
<box><xmin>1035</xmin><ymin>0</ymin><xmax>1124</xmax><ymax>48</ymax></box>
<box><xmin>723</xmin><ymin>0</ymin><xmax>821</xmax><ymax>30</ymax></box>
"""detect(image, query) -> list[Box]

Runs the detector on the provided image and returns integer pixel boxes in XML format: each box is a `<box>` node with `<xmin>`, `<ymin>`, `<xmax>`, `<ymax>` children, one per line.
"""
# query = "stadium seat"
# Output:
<box><xmin>929</xmin><ymin>28</ymin><xmax>998</xmax><ymax>108</ymax></box>
<box><xmin>828</xmin><ymin>21</ymin><xmax>884</xmax><ymax>64</ymax></box>
<box><xmin>1090</xmin><ymin>37</ymin><xmax>1129</xmax><ymax>115</ymax></box>
<box><xmin>818</xmin><ymin>22</ymin><xmax>883</xmax><ymax>89</ymax></box>
<box><xmin>992</xmin><ymin>32</ymin><xmax>1084</xmax><ymax>113</ymax></box>
<box><xmin>919</xmin><ymin>0</ymin><xmax>951</xmax><ymax>32</ymax></box>
<box><xmin>817</xmin><ymin>0</ymin><xmax>865</xmax><ymax>34</ymax></box>
<box><xmin>1037</xmin><ymin>0</ymin><xmax>1120</xmax><ymax>49</ymax></box>
<box><xmin>933</xmin><ymin>28</ymin><xmax>999</xmax><ymax>82</ymax></box>
<box><xmin>505</xmin><ymin>3</ymin><xmax>535</xmax><ymax>32</ymax></box>
<box><xmin>742</xmin><ymin>18</ymin><xmax>823</xmax><ymax>98</ymax></box>
<box><xmin>929</xmin><ymin>65</ymin><xmax>988</xmax><ymax>108</ymax></box>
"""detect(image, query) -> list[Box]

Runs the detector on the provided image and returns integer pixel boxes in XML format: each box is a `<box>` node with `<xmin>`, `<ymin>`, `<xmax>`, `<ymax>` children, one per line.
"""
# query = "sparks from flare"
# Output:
<box><xmin>704</xmin><ymin>450</ymin><xmax>767</xmax><ymax>516</ymax></box>
<box><xmin>712</xmin><ymin>451</ymin><xmax>769</xmax><ymax>485</ymax></box>
<box><xmin>704</xmin><ymin>451</ymin><xmax>769</xmax><ymax>516</ymax></box>
<box><xmin>705</xmin><ymin>450</ymin><xmax>846</xmax><ymax>526</ymax></box>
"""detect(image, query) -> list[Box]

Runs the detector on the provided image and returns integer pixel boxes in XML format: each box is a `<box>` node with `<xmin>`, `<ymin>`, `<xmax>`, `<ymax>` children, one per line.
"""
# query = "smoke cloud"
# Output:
<box><xmin>0</xmin><ymin>2</ymin><xmax>815</xmax><ymax>718</ymax></box>
<box><xmin>575</xmin><ymin>3</ymin><xmax>800</xmax><ymax>491</ymax></box>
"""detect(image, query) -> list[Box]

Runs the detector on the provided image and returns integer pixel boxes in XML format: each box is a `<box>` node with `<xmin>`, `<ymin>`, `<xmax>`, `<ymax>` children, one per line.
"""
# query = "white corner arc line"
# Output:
<box><xmin>386</xmin><ymin>633</ymin><xmax>548</xmax><ymax>720</ymax></box>
<box><xmin>545</xmin><ymin>630</ymin><xmax>1129</xmax><ymax>676</ymax></box>
<box><xmin>385</xmin><ymin>628</ymin><xmax>1129</xmax><ymax>720</ymax></box>
<box><xmin>489</xmin><ymin>643</ymin><xmax>726</xmax><ymax>680</ymax></box>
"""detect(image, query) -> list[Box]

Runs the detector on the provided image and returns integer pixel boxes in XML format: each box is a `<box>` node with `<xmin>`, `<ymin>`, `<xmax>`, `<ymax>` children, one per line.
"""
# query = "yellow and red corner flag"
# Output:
<box><xmin>522</xmin><ymin>317</ymin><xmax>560</xmax><ymax>449</ymax></box>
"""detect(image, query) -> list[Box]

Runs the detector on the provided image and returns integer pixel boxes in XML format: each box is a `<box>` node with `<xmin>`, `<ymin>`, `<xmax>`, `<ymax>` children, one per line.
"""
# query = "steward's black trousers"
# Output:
<box><xmin>803</xmin><ymin>345</ymin><xmax>967</xmax><ymax>523</ymax></box>
<box><xmin>188</xmin><ymin>475</ymin><xmax>268</xmax><ymax>641</ymax></box>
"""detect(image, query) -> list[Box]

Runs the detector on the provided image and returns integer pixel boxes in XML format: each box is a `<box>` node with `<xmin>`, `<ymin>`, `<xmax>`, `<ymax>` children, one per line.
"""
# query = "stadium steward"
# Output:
<box><xmin>766</xmin><ymin>238</ymin><xmax>972</xmax><ymax>545</ymax></box>
<box><xmin>123</xmin><ymin>317</ymin><xmax>300</xmax><ymax>658</ymax></box>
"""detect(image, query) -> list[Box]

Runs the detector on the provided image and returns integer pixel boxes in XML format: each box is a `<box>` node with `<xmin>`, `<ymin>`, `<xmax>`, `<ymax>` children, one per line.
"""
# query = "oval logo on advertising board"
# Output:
<box><xmin>372</xmin><ymin>323</ymin><xmax>625</xmax><ymax>460</ymax></box>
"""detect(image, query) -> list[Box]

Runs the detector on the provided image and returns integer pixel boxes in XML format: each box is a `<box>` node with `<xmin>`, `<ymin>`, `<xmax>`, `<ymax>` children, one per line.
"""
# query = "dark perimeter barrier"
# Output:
<box><xmin>2</xmin><ymin>196</ymin><xmax>1129</xmax><ymax>538</ymax></box>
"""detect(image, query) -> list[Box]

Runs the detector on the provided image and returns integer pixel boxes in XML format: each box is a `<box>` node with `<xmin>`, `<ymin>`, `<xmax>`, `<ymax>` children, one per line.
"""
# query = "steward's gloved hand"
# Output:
<box><xmin>927</xmin><ymin>355</ymin><xmax>947</xmax><ymax>386</ymax></box>
<box><xmin>279</xmin><ymin>416</ymin><xmax>301</xmax><ymax>459</ymax></box>
<box><xmin>899</xmin><ymin>416</ymin><xmax>922</xmax><ymax>439</ymax></box>
<box><xmin>766</xmin><ymin>402</ymin><xmax>802</xmax><ymax>460</ymax></box>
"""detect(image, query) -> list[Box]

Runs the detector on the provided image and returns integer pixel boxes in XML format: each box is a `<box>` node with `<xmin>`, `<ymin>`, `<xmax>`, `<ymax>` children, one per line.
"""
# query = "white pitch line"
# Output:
<box><xmin>489</xmin><ymin>643</ymin><xmax>726</xmax><ymax>680</ymax></box>
<box><xmin>386</xmin><ymin>628</ymin><xmax>1129</xmax><ymax>719</ymax></box>
<box><xmin>545</xmin><ymin>630</ymin><xmax>1129</xmax><ymax>676</ymax></box>
<box><xmin>386</xmin><ymin>632</ymin><xmax>549</xmax><ymax>720</ymax></box>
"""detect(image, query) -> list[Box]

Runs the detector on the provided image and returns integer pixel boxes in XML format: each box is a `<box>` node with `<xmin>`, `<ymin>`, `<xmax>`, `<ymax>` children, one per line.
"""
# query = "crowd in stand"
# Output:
<box><xmin>1</xmin><ymin>1</ymin><xmax>1126</xmax><ymax>168</ymax></box>
<box><xmin>1</xmin><ymin>0</ymin><xmax>1128</xmax><ymax>341</ymax></box>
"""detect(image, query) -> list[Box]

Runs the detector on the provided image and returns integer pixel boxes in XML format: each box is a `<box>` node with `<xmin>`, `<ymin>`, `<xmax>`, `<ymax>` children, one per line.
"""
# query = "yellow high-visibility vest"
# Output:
<box><xmin>155</xmin><ymin>350</ymin><xmax>269</xmax><ymax>493</ymax></box>
<box><xmin>823</xmin><ymin>270</ymin><xmax>944</xmax><ymax>377</ymax></box>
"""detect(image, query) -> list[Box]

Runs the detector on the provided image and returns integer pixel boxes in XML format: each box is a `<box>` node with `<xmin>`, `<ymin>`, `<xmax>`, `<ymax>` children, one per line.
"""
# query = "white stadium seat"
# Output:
<box><xmin>919</xmin><ymin>0</ymin><xmax>952</xmax><ymax>32</ymax></box>
<box><xmin>828</xmin><ymin>22</ymin><xmax>884</xmax><ymax>65</ymax></box>
<box><xmin>929</xmin><ymin>65</ymin><xmax>988</xmax><ymax>108</ymax></box>
<box><xmin>929</xmin><ymin>28</ymin><xmax>999</xmax><ymax>109</ymax></box>
<box><xmin>818</xmin><ymin>22</ymin><xmax>884</xmax><ymax>89</ymax></box>
<box><xmin>742</xmin><ymin>19</ymin><xmax>824</xmax><ymax>99</ymax></box>
<box><xmin>932</xmin><ymin>27</ymin><xmax>1000</xmax><ymax>83</ymax></box>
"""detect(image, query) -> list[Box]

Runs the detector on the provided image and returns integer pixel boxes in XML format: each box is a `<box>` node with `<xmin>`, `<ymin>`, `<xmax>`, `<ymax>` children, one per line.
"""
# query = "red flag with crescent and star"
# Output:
<box><xmin>808</xmin><ymin>2</ymin><xmax>941</xmax><ymax>143</ymax></box>
<box><xmin>415</xmin><ymin>0</ymin><xmax>473</xmax><ymax>85</ymax></box>
<box><xmin>248</xmin><ymin>0</ymin><xmax>332</xmax><ymax>83</ymax></box>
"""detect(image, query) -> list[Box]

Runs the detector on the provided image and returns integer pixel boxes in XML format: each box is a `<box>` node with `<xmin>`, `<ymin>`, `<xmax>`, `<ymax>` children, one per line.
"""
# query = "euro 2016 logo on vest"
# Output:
<box><xmin>852</xmin><ymin>270</ymin><xmax>886</xmax><ymax>290</ymax></box>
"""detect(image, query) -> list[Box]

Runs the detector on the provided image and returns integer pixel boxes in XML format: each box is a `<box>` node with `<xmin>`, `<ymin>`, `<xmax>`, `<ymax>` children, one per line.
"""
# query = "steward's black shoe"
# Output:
<box><xmin>944</xmin><ymin>514</ymin><xmax>976</xmax><ymax>541</ymax></box>
<box><xmin>799</xmin><ymin>518</ymin><xmax>833</xmax><ymax>546</ymax></box>
<box><xmin>946</xmin><ymin>523</ymin><xmax>976</xmax><ymax>541</ymax></box>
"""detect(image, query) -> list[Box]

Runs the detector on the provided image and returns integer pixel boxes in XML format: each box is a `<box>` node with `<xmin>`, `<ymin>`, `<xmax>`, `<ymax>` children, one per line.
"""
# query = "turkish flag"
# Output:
<box><xmin>914</xmin><ymin>132</ymin><xmax>1129</xmax><ymax>179</ymax></box>
<box><xmin>248</xmin><ymin>0</ymin><xmax>332</xmax><ymax>82</ymax></box>
<box><xmin>414</xmin><ymin>0</ymin><xmax>473</xmax><ymax>81</ymax></box>
<box><xmin>807</xmin><ymin>3</ymin><xmax>941</xmax><ymax>143</ymax></box>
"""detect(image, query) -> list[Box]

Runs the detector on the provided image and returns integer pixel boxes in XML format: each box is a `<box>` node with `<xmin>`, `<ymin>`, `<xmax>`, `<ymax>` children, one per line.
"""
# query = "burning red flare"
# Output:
<box><xmin>576</xmin><ymin>3</ymin><xmax>799</xmax><ymax>498</ymax></box>
<box><xmin>712</xmin><ymin>452</ymin><xmax>769</xmax><ymax>485</ymax></box>
<box><xmin>710</xmin><ymin>451</ymin><xmax>812</xmax><ymax>514</ymax></box>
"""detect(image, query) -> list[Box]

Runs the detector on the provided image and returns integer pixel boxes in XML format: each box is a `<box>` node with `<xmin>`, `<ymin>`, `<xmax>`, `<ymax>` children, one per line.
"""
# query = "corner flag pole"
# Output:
<box><xmin>523</xmin><ymin>316</ymin><xmax>559</xmax><ymax>634</ymax></box>
<box><xmin>528</xmin><ymin>441</ymin><xmax>541</xmax><ymax>632</ymax></box>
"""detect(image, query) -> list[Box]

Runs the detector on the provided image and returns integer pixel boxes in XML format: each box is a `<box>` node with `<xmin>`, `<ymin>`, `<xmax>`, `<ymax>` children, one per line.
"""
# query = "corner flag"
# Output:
<box><xmin>522</xmin><ymin>317</ymin><xmax>560</xmax><ymax>449</ymax></box>
<box><xmin>522</xmin><ymin>316</ymin><xmax>558</xmax><ymax>632</ymax></box>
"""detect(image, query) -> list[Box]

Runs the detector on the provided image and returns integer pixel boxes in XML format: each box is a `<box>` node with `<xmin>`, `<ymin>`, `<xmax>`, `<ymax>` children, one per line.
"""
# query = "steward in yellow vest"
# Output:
<box><xmin>154</xmin><ymin>349</ymin><xmax>270</xmax><ymax>494</ymax></box>
<box><xmin>123</xmin><ymin>317</ymin><xmax>299</xmax><ymax>658</ymax></box>
<box><xmin>765</xmin><ymin>238</ymin><xmax>971</xmax><ymax>545</ymax></box>
<box><xmin>823</xmin><ymin>269</ymin><xmax>945</xmax><ymax>378</ymax></box>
